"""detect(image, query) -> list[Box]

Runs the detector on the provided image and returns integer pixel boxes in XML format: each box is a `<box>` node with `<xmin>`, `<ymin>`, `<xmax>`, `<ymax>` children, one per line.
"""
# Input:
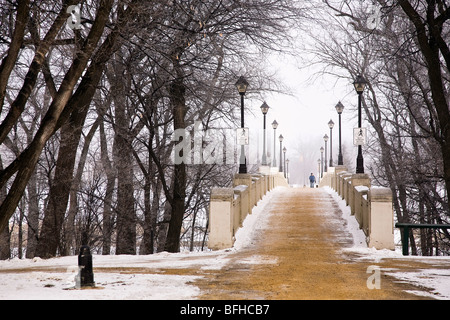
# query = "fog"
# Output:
<box><xmin>245</xmin><ymin>53</ymin><xmax>361</xmax><ymax>185</ymax></box>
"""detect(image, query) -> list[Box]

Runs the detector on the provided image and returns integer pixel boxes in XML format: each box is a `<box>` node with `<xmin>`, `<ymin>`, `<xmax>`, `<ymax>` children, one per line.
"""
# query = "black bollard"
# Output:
<box><xmin>78</xmin><ymin>245</ymin><xmax>95</xmax><ymax>287</ymax></box>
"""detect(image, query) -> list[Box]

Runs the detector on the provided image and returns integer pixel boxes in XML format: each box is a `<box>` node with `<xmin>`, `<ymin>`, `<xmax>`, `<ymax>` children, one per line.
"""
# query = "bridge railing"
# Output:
<box><xmin>320</xmin><ymin>166</ymin><xmax>395</xmax><ymax>250</ymax></box>
<box><xmin>208</xmin><ymin>167</ymin><xmax>289</xmax><ymax>250</ymax></box>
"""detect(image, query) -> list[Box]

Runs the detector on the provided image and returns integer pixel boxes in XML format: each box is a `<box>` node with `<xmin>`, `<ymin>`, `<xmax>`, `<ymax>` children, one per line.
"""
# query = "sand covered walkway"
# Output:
<box><xmin>197</xmin><ymin>187</ymin><xmax>434</xmax><ymax>300</ymax></box>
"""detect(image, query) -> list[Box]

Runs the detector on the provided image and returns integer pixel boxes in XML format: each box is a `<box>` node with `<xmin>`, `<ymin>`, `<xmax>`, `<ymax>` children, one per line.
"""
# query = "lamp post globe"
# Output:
<box><xmin>353</xmin><ymin>75</ymin><xmax>367</xmax><ymax>94</ymax></box>
<box><xmin>235</xmin><ymin>76</ymin><xmax>249</xmax><ymax>95</ymax></box>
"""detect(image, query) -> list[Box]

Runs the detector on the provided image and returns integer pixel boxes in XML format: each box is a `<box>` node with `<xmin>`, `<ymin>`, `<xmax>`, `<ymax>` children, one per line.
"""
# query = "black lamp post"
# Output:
<box><xmin>260</xmin><ymin>102</ymin><xmax>269</xmax><ymax>166</ymax></box>
<box><xmin>317</xmin><ymin>159</ymin><xmax>321</xmax><ymax>184</ymax></box>
<box><xmin>272</xmin><ymin>120</ymin><xmax>278</xmax><ymax>167</ymax></box>
<box><xmin>328</xmin><ymin>119</ymin><xmax>334</xmax><ymax>167</ymax></box>
<box><xmin>286</xmin><ymin>159</ymin><xmax>290</xmax><ymax>184</ymax></box>
<box><xmin>279</xmin><ymin>134</ymin><xmax>284</xmax><ymax>173</ymax></box>
<box><xmin>320</xmin><ymin>146</ymin><xmax>324</xmax><ymax>178</ymax></box>
<box><xmin>335</xmin><ymin>101</ymin><xmax>345</xmax><ymax>165</ymax></box>
<box><xmin>236</xmin><ymin>76</ymin><xmax>249</xmax><ymax>174</ymax></box>
<box><xmin>283</xmin><ymin>146</ymin><xmax>287</xmax><ymax>178</ymax></box>
<box><xmin>323</xmin><ymin>134</ymin><xmax>328</xmax><ymax>173</ymax></box>
<box><xmin>353</xmin><ymin>74</ymin><xmax>367</xmax><ymax>174</ymax></box>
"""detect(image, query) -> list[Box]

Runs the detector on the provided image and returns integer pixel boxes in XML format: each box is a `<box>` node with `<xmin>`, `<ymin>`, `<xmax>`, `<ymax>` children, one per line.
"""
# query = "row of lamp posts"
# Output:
<box><xmin>273</xmin><ymin>120</ymin><xmax>289</xmax><ymax>181</ymax></box>
<box><xmin>319</xmin><ymin>74</ymin><xmax>367</xmax><ymax>178</ymax></box>
<box><xmin>235</xmin><ymin>76</ymin><xmax>289</xmax><ymax>179</ymax></box>
<box><xmin>236</xmin><ymin>73</ymin><xmax>367</xmax><ymax>181</ymax></box>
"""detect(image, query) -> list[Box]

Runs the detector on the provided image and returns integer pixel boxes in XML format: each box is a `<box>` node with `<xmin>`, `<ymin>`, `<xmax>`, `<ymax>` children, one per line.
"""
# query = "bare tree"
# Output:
<box><xmin>314</xmin><ymin>0</ymin><xmax>450</xmax><ymax>254</ymax></box>
<box><xmin>0</xmin><ymin>0</ymin><xmax>115</xmax><ymax>245</ymax></box>
<box><xmin>1</xmin><ymin>0</ymin><xmax>309</xmax><ymax>257</ymax></box>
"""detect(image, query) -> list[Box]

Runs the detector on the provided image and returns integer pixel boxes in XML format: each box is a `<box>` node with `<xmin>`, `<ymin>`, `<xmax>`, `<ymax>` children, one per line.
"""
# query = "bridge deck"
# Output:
<box><xmin>197</xmin><ymin>187</ymin><xmax>434</xmax><ymax>299</ymax></box>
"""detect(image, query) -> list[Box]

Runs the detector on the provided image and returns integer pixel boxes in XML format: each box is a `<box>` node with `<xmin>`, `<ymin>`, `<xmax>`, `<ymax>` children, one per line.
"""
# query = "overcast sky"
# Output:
<box><xmin>244</xmin><ymin>51</ymin><xmax>361</xmax><ymax>184</ymax></box>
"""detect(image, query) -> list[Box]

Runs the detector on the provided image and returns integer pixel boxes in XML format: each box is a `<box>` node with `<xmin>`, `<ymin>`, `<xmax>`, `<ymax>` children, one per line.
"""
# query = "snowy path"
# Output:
<box><xmin>0</xmin><ymin>187</ymin><xmax>449</xmax><ymax>300</ymax></box>
<box><xmin>195</xmin><ymin>187</ymin><xmax>449</xmax><ymax>299</ymax></box>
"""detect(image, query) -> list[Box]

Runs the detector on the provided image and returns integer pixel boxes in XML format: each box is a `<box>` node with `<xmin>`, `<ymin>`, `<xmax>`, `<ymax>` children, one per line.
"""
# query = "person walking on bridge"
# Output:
<box><xmin>309</xmin><ymin>173</ymin><xmax>316</xmax><ymax>188</ymax></box>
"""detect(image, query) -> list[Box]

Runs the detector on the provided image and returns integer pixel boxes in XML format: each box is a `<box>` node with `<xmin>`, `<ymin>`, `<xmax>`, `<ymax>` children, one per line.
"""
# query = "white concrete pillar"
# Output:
<box><xmin>368</xmin><ymin>187</ymin><xmax>395</xmax><ymax>250</ymax></box>
<box><xmin>208</xmin><ymin>188</ymin><xmax>235</xmax><ymax>250</ymax></box>
<box><xmin>233</xmin><ymin>173</ymin><xmax>253</xmax><ymax>214</ymax></box>
<box><xmin>350</xmin><ymin>174</ymin><xmax>371</xmax><ymax>215</ymax></box>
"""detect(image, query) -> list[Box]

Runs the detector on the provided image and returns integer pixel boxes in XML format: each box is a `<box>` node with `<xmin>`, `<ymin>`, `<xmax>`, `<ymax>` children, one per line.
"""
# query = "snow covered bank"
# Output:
<box><xmin>324</xmin><ymin>186</ymin><xmax>450</xmax><ymax>300</ymax></box>
<box><xmin>0</xmin><ymin>187</ymin><xmax>281</xmax><ymax>300</ymax></box>
<box><xmin>0</xmin><ymin>252</ymin><xmax>221</xmax><ymax>300</ymax></box>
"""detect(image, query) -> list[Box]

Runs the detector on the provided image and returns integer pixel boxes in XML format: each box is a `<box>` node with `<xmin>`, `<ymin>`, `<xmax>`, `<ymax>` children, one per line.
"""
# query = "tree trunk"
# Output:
<box><xmin>0</xmin><ymin>157</ymin><xmax>9</xmax><ymax>260</ymax></box>
<box><xmin>111</xmin><ymin>58</ymin><xmax>136</xmax><ymax>255</ymax></box>
<box><xmin>62</xmin><ymin>118</ymin><xmax>100</xmax><ymax>255</ymax></box>
<box><xmin>140</xmin><ymin>175</ymin><xmax>152</xmax><ymax>255</ymax></box>
<box><xmin>0</xmin><ymin>228</ymin><xmax>10</xmax><ymax>260</ymax></box>
<box><xmin>36</xmin><ymin>107</ymin><xmax>90</xmax><ymax>257</ymax></box>
<box><xmin>158</xmin><ymin>201</ymin><xmax>172</xmax><ymax>253</ymax></box>
<box><xmin>25</xmin><ymin>168</ymin><xmax>39</xmax><ymax>258</ymax></box>
<box><xmin>99</xmin><ymin>119</ymin><xmax>115</xmax><ymax>255</ymax></box>
<box><xmin>114</xmin><ymin>129</ymin><xmax>137</xmax><ymax>254</ymax></box>
<box><xmin>164</xmin><ymin>76</ymin><xmax>187</xmax><ymax>253</ymax></box>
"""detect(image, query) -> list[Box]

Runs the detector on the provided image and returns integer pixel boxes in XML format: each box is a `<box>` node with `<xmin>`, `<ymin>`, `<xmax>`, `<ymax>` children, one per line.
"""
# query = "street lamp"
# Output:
<box><xmin>353</xmin><ymin>74</ymin><xmax>367</xmax><ymax>174</ymax></box>
<box><xmin>335</xmin><ymin>101</ymin><xmax>345</xmax><ymax>165</ymax></box>
<box><xmin>317</xmin><ymin>158</ymin><xmax>321</xmax><ymax>184</ymax></box>
<box><xmin>328</xmin><ymin>119</ymin><xmax>334</xmax><ymax>167</ymax></box>
<box><xmin>260</xmin><ymin>102</ymin><xmax>269</xmax><ymax>166</ymax></box>
<box><xmin>320</xmin><ymin>146</ymin><xmax>324</xmax><ymax>178</ymax></box>
<box><xmin>279</xmin><ymin>134</ymin><xmax>284</xmax><ymax>173</ymax></box>
<box><xmin>235</xmin><ymin>76</ymin><xmax>249</xmax><ymax>174</ymax></box>
<box><xmin>272</xmin><ymin>120</ymin><xmax>278</xmax><ymax>167</ymax></box>
<box><xmin>283</xmin><ymin>146</ymin><xmax>287</xmax><ymax>178</ymax></box>
<box><xmin>286</xmin><ymin>159</ymin><xmax>290</xmax><ymax>184</ymax></box>
<box><xmin>323</xmin><ymin>134</ymin><xmax>329</xmax><ymax>173</ymax></box>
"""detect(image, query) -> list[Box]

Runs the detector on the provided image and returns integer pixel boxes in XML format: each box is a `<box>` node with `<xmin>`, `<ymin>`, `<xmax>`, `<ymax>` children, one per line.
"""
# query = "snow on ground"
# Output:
<box><xmin>324</xmin><ymin>186</ymin><xmax>450</xmax><ymax>300</ymax></box>
<box><xmin>1</xmin><ymin>186</ymin><xmax>449</xmax><ymax>300</ymax></box>
<box><xmin>0</xmin><ymin>188</ymin><xmax>279</xmax><ymax>300</ymax></box>
<box><xmin>0</xmin><ymin>250</ymin><xmax>234</xmax><ymax>300</ymax></box>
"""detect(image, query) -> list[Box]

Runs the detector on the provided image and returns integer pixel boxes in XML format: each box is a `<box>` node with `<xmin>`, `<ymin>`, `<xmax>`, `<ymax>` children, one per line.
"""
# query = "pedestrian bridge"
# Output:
<box><xmin>209</xmin><ymin>165</ymin><xmax>394</xmax><ymax>252</ymax></box>
<box><xmin>203</xmin><ymin>167</ymin><xmax>450</xmax><ymax>299</ymax></box>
